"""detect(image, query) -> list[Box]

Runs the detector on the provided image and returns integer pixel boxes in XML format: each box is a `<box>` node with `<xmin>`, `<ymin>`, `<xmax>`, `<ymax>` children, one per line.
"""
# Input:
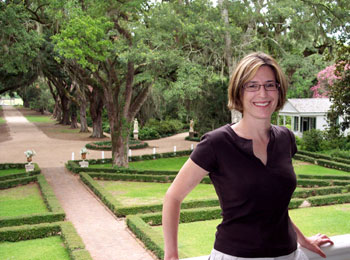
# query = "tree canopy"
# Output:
<box><xmin>1</xmin><ymin>0</ymin><xmax>350</xmax><ymax>165</ymax></box>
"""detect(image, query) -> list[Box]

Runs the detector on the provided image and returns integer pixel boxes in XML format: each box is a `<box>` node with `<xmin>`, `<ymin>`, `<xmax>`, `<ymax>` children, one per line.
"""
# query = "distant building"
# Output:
<box><xmin>278</xmin><ymin>98</ymin><xmax>349</xmax><ymax>137</ymax></box>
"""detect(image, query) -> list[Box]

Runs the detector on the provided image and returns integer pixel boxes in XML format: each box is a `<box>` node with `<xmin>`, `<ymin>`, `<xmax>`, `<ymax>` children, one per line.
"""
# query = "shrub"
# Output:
<box><xmin>139</xmin><ymin>127</ymin><xmax>161</xmax><ymax>140</ymax></box>
<box><xmin>301</xmin><ymin>129</ymin><xmax>324</xmax><ymax>152</ymax></box>
<box><xmin>140</xmin><ymin>119</ymin><xmax>184</xmax><ymax>140</ymax></box>
<box><xmin>330</xmin><ymin>149</ymin><xmax>350</xmax><ymax>160</ymax></box>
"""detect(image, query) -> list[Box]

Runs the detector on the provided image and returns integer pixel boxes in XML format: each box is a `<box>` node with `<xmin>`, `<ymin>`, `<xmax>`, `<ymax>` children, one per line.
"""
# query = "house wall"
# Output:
<box><xmin>316</xmin><ymin>115</ymin><xmax>328</xmax><ymax>131</ymax></box>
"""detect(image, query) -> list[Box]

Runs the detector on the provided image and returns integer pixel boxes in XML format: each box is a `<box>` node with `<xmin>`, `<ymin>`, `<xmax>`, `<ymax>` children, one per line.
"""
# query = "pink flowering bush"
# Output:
<box><xmin>310</xmin><ymin>64</ymin><xmax>341</xmax><ymax>98</ymax></box>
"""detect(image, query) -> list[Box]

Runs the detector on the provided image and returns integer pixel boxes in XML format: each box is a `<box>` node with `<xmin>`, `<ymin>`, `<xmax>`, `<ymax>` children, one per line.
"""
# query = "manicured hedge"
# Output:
<box><xmin>292</xmin><ymin>186</ymin><xmax>344</xmax><ymax>198</ymax></box>
<box><xmin>297</xmin><ymin>174</ymin><xmax>350</xmax><ymax>181</ymax></box>
<box><xmin>0</xmin><ymin>163</ymin><xmax>40</xmax><ymax>181</ymax></box>
<box><xmin>0</xmin><ymin>174</ymin><xmax>65</xmax><ymax>227</ymax></box>
<box><xmin>85</xmin><ymin>140</ymin><xmax>148</xmax><ymax>151</ymax></box>
<box><xmin>307</xmin><ymin>193</ymin><xmax>350</xmax><ymax>206</ymax></box>
<box><xmin>80</xmin><ymin>173</ymin><xmax>217</xmax><ymax>217</ymax></box>
<box><xmin>66</xmin><ymin>150</ymin><xmax>193</xmax><ymax>173</ymax></box>
<box><xmin>297</xmin><ymin>179</ymin><xmax>331</xmax><ymax>187</ymax></box>
<box><xmin>126</xmin><ymin>199</ymin><xmax>304</xmax><ymax>260</ymax></box>
<box><xmin>127</xmin><ymin>215</ymin><xmax>164</xmax><ymax>260</ymax></box>
<box><xmin>0</xmin><ymin>222</ymin><xmax>92</xmax><ymax>260</ymax></box>
<box><xmin>0</xmin><ymin>163</ymin><xmax>38</xmax><ymax>170</ymax></box>
<box><xmin>317</xmin><ymin>159</ymin><xmax>350</xmax><ymax>172</ymax></box>
<box><xmin>0</xmin><ymin>175</ymin><xmax>37</xmax><ymax>189</ymax></box>
<box><xmin>295</xmin><ymin>151</ymin><xmax>350</xmax><ymax>172</ymax></box>
<box><xmin>293</xmin><ymin>154</ymin><xmax>316</xmax><ymax>164</ymax></box>
<box><xmin>297</xmin><ymin>150</ymin><xmax>350</xmax><ymax>165</ymax></box>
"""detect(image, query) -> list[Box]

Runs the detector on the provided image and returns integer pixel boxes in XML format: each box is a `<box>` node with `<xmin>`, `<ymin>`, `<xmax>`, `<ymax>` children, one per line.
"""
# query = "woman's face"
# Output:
<box><xmin>241</xmin><ymin>65</ymin><xmax>279</xmax><ymax>121</ymax></box>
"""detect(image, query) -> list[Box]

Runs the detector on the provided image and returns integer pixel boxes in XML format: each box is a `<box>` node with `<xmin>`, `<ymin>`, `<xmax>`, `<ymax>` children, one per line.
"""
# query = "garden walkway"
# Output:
<box><xmin>0</xmin><ymin>105</ymin><xmax>195</xmax><ymax>260</ymax></box>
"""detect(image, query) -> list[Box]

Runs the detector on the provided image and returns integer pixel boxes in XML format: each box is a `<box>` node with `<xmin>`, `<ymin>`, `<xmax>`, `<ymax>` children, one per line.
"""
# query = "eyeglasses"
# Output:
<box><xmin>243</xmin><ymin>82</ymin><xmax>280</xmax><ymax>92</ymax></box>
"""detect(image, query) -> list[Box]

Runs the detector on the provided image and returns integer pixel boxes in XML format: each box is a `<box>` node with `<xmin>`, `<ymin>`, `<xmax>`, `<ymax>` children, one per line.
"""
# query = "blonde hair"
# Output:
<box><xmin>227</xmin><ymin>52</ymin><xmax>287</xmax><ymax>113</ymax></box>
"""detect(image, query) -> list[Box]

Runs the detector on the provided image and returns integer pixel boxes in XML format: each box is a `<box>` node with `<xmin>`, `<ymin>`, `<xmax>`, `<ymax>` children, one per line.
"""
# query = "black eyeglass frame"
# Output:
<box><xmin>242</xmin><ymin>82</ymin><xmax>280</xmax><ymax>92</ymax></box>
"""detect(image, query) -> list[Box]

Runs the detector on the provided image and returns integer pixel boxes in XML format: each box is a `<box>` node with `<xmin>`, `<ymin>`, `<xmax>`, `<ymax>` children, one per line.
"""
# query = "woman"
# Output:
<box><xmin>162</xmin><ymin>52</ymin><xmax>333</xmax><ymax>260</ymax></box>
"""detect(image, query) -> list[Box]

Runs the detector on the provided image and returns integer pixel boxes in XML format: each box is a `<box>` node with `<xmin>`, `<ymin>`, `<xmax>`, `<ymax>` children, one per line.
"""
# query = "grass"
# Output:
<box><xmin>152</xmin><ymin>203</ymin><xmax>350</xmax><ymax>258</ymax></box>
<box><xmin>48</xmin><ymin>128</ymin><xmax>81</xmax><ymax>134</ymax></box>
<box><xmin>128</xmin><ymin>156</ymin><xmax>188</xmax><ymax>171</ymax></box>
<box><xmin>0</xmin><ymin>117</ymin><xmax>5</xmax><ymax>125</ymax></box>
<box><xmin>90</xmin><ymin>156</ymin><xmax>189</xmax><ymax>171</ymax></box>
<box><xmin>99</xmin><ymin>181</ymin><xmax>216</xmax><ymax>206</ymax></box>
<box><xmin>0</xmin><ymin>168</ymin><xmax>26</xmax><ymax>177</ymax></box>
<box><xmin>0</xmin><ymin>236</ymin><xmax>70</xmax><ymax>260</ymax></box>
<box><xmin>24</xmin><ymin>115</ymin><xmax>53</xmax><ymax>123</ymax></box>
<box><xmin>0</xmin><ymin>183</ymin><xmax>49</xmax><ymax>217</ymax></box>
<box><xmin>293</xmin><ymin>161</ymin><xmax>349</xmax><ymax>175</ymax></box>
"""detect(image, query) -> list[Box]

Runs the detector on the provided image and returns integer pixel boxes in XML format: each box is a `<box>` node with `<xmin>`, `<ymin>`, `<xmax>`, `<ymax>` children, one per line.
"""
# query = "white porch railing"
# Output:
<box><xmin>181</xmin><ymin>234</ymin><xmax>350</xmax><ymax>260</ymax></box>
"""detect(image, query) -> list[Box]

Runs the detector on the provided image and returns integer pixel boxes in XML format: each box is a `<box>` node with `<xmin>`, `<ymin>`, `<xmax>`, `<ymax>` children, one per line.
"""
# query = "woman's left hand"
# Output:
<box><xmin>300</xmin><ymin>233</ymin><xmax>334</xmax><ymax>258</ymax></box>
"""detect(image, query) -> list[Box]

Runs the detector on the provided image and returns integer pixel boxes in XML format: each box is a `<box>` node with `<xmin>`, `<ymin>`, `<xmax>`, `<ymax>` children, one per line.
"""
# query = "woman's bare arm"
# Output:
<box><xmin>162</xmin><ymin>158</ymin><xmax>209</xmax><ymax>260</ymax></box>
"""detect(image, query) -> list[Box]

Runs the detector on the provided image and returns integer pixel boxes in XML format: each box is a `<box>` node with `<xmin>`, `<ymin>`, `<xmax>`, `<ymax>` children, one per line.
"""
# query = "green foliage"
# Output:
<box><xmin>138</xmin><ymin>127</ymin><xmax>161</xmax><ymax>140</ymax></box>
<box><xmin>301</xmin><ymin>129</ymin><xmax>324</xmax><ymax>152</ymax></box>
<box><xmin>85</xmin><ymin>140</ymin><xmax>148</xmax><ymax>151</ymax></box>
<box><xmin>53</xmin><ymin>15</ymin><xmax>113</xmax><ymax>71</ymax></box>
<box><xmin>328</xmin><ymin>43</ymin><xmax>350</xmax><ymax>133</ymax></box>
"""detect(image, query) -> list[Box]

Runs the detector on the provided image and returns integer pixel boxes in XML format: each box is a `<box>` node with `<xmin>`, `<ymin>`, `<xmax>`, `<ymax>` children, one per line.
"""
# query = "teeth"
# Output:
<box><xmin>254</xmin><ymin>102</ymin><xmax>269</xmax><ymax>107</ymax></box>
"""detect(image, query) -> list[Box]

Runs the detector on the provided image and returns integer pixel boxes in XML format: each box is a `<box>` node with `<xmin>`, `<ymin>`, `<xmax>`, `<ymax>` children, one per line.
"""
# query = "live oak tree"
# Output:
<box><xmin>0</xmin><ymin>2</ymin><xmax>41</xmax><ymax>95</ymax></box>
<box><xmin>53</xmin><ymin>1</ymin><xmax>177</xmax><ymax>166</ymax></box>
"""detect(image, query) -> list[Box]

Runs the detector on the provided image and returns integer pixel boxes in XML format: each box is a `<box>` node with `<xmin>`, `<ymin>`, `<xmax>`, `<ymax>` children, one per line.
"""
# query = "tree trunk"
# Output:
<box><xmin>60</xmin><ymin>95</ymin><xmax>70</xmax><ymax>125</ymax></box>
<box><xmin>70</xmin><ymin>103</ymin><xmax>79</xmax><ymax>129</ymax></box>
<box><xmin>218</xmin><ymin>0</ymin><xmax>233</xmax><ymax>74</ymax></box>
<box><xmin>89</xmin><ymin>88</ymin><xmax>105</xmax><ymax>138</ymax></box>
<box><xmin>91</xmin><ymin>112</ymin><xmax>104</xmax><ymax>138</ymax></box>
<box><xmin>79</xmin><ymin>100</ymin><xmax>89</xmax><ymax>132</ymax></box>
<box><xmin>111</xmin><ymin>122</ymin><xmax>130</xmax><ymax>167</ymax></box>
<box><xmin>23</xmin><ymin>100</ymin><xmax>30</xmax><ymax>108</ymax></box>
<box><xmin>53</xmin><ymin>101</ymin><xmax>62</xmax><ymax>122</ymax></box>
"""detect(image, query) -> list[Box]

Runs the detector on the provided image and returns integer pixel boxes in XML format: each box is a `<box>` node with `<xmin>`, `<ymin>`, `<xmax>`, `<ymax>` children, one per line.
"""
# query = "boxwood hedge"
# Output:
<box><xmin>0</xmin><ymin>174</ymin><xmax>65</xmax><ymax>227</ymax></box>
<box><xmin>0</xmin><ymin>222</ymin><xmax>92</xmax><ymax>260</ymax></box>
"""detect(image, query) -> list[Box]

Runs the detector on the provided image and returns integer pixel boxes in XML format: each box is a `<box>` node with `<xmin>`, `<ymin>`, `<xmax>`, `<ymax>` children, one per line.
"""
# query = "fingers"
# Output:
<box><xmin>315</xmin><ymin>234</ymin><xmax>334</xmax><ymax>246</ymax></box>
<box><xmin>306</xmin><ymin>234</ymin><xmax>334</xmax><ymax>258</ymax></box>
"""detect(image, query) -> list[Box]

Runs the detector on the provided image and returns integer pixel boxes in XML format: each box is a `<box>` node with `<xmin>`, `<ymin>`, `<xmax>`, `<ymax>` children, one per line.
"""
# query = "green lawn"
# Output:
<box><xmin>24</xmin><ymin>115</ymin><xmax>54</xmax><ymax>123</ymax></box>
<box><xmin>152</xmin><ymin>204</ymin><xmax>350</xmax><ymax>258</ymax></box>
<box><xmin>0</xmin><ymin>183</ymin><xmax>48</xmax><ymax>217</ymax></box>
<box><xmin>129</xmin><ymin>156</ymin><xmax>189</xmax><ymax>171</ymax></box>
<box><xmin>0</xmin><ymin>117</ymin><xmax>5</xmax><ymax>124</ymax></box>
<box><xmin>0</xmin><ymin>236</ymin><xmax>70</xmax><ymax>260</ymax></box>
<box><xmin>293</xmin><ymin>161</ymin><xmax>349</xmax><ymax>175</ymax></box>
<box><xmin>99</xmin><ymin>181</ymin><xmax>217</xmax><ymax>206</ymax></box>
<box><xmin>0</xmin><ymin>168</ymin><xmax>26</xmax><ymax>177</ymax></box>
<box><xmin>90</xmin><ymin>156</ymin><xmax>189</xmax><ymax>171</ymax></box>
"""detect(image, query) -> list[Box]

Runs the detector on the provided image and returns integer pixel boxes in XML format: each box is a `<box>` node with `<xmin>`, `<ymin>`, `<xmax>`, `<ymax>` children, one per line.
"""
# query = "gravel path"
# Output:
<box><xmin>0</xmin><ymin>105</ymin><xmax>196</xmax><ymax>260</ymax></box>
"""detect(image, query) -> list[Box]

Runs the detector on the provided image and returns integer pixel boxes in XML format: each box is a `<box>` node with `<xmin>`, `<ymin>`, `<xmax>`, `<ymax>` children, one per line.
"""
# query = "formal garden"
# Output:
<box><xmin>0</xmin><ymin>163</ymin><xmax>92</xmax><ymax>260</ymax></box>
<box><xmin>65</xmin><ymin>150</ymin><xmax>350</xmax><ymax>259</ymax></box>
<box><xmin>2</xmin><ymin>0</ymin><xmax>350</xmax><ymax>259</ymax></box>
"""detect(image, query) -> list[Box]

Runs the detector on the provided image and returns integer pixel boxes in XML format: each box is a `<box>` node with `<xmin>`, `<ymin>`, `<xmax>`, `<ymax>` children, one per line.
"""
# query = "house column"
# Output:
<box><xmin>291</xmin><ymin>116</ymin><xmax>295</xmax><ymax>131</ymax></box>
<box><xmin>283</xmin><ymin>116</ymin><xmax>286</xmax><ymax>126</ymax></box>
<box><xmin>298</xmin><ymin>116</ymin><xmax>301</xmax><ymax>132</ymax></box>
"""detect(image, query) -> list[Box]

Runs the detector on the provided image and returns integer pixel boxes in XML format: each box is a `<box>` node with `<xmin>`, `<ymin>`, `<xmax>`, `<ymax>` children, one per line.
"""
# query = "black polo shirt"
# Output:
<box><xmin>190</xmin><ymin>124</ymin><xmax>297</xmax><ymax>258</ymax></box>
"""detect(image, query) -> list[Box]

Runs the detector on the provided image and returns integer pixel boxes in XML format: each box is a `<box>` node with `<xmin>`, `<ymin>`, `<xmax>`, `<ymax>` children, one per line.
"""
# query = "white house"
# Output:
<box><xmin>278</xmin><ymin>98</ymin><xmax>349</xmax><ymax>137</ymax></box>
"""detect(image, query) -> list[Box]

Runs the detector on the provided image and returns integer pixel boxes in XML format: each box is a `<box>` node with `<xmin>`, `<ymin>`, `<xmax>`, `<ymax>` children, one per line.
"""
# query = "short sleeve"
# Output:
<box><xmin>288</xmin><ymin>129</ymin><xmax>298</xmax><ymax>157</ymax></box>
<box><xmin>190</xmin><ymin>134</ymin><xmax>217</xmax><ymax>173</ymax></box>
